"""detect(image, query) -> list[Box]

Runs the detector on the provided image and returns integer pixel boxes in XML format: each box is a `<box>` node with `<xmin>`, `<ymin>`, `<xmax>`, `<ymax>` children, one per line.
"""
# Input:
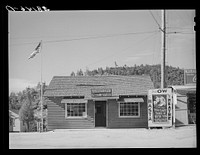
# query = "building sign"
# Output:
<box><xmin>91</xmin><ymin>88</ymin><xmax>112</xmax><ymax>97</ymax></box>
<box><xmin>148</xmin><ymin>88</ymin><xmax>172</xmax><ymax>127</ymax></box>
<box><xmin>184</xmin><ymin>69</ymin><xmax>196</xmax><ymax>85</ymax></box>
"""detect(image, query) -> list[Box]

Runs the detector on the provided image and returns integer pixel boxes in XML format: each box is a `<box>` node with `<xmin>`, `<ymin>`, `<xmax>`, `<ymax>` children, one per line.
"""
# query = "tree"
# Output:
<box><xmin>97</xmin><ymin>67</ymin><xmax>104</xmax><ymax>75</ymax></box>
<box><xmin>84</xmin><ymin>68</ymin><xmax>92</xmax><ymax>76</ymax></box>
<box><xmin>19</xmin><ymin>89</ymin><xmax>34</xmax><ymax>132</ymax></box>
<box><xmin>9</xmin><ymin>82</ymin><xmax>48</xmax><ymax>132</ymax></box>
<box><xmin>70</xmin><ymin>71</ymin><xmax>75</xmax><ymax>76</ymax></box>
<box><xmin>76</xmin><ymin>69</ymin><xmax>84</xmax><ymax>76</ymax></box>
<box><xmin>9</xmin><ymin>92</ymin><xmax>18</xmax><ymax>110</ymax></box>
<box><xmin>70</xmin><ymin>64</ymin><xmax>184</xmax><ymax>88</ymax></box>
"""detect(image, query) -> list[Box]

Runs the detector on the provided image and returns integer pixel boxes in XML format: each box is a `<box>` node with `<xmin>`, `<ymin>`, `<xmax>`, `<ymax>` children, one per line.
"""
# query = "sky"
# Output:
<box><xmin>9</xmin><ymin>10</ymin><xmax>195</xmax><ymax>93</ymax></box>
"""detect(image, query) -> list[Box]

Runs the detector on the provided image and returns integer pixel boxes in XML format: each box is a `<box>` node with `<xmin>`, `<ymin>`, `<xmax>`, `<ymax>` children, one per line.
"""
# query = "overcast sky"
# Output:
<box><xmin>9</xmin><ymin>10</ymin><xmax>195</xmax><ymax>93</ymax></box>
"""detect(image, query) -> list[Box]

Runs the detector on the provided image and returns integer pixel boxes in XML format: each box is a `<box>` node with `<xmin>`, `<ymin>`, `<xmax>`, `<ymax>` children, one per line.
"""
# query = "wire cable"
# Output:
<box><xmin>149</xmin><ymin>10</ymin><xmax>162</xmax><ymax>30</ymax></box>
<box><xmin>10</xmin><ymin>30</ymin><xmax>159</xmax><ymax>46</ymax></box>
<box><xmin>85</xmin><ymin>31</ymin><xmax>159</xmax><ymax>67</ymax></box>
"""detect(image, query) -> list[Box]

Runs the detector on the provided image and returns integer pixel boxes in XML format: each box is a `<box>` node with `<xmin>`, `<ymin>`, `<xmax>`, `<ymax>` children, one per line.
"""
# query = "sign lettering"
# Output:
<box><xmin>157</xmin><ymin>89</ymin><xmax>168</xmax><ymax>93</ymax></box>
<box><xmin>148</xmin><ymin>88</ymin><xmax>173</xmax><ymax>127</ymax></box>
<box><xmin>91</xmin><ymin>88</ymin><xmax>112</xmax><ymax>97</ymax></box>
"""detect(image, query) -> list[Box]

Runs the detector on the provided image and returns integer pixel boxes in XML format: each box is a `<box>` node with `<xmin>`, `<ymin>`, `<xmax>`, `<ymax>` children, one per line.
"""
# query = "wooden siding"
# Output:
<box><xmin>47</xmin><ymin>97</ymin><xmax>94</xmax><ymax>130</ymax></box>
<box><xmin>107</xmin><ymin>97</ymin><xmax>148</xmax><ymax>128</ymax></box>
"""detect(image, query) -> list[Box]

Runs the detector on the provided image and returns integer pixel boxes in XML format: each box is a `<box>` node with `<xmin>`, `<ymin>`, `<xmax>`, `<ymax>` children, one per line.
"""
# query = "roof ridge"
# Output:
<box><xmin>53</xmin><ymin>75</ymin><xmax>151</xmax><ymax>78</ymax></box>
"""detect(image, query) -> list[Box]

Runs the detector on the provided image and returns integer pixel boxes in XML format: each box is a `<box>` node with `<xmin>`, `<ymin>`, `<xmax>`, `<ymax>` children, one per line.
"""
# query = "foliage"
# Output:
<box><xmin>19</xmin><ymin>89</ymin><xmax>35</xmax><ymax>132</ymax></box>
<box><xmin>71</xmin><ymin>64</ymin><xmax>184</xmax><ymax>88</ymax></box>
<box><xmin>70</xmin><ymin>71</ymin><xmax>75</xmax><ymax>76</ymax></box>
<box><xmin>9</xmin><ymin>82</ymin><xmax>48</xmax><ymax>132</ymax></box>
<box><xmin>76</xmin><ymin>69</ymin><xmax>84</xmax><ymax>76</ymax></box>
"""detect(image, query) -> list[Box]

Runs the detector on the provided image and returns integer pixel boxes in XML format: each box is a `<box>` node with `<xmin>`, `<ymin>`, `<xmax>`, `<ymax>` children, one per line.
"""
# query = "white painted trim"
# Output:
<box><xmin>118</xmin><ymin>102</ymin><xmax>140</xmax><ymax>118</ymax></box>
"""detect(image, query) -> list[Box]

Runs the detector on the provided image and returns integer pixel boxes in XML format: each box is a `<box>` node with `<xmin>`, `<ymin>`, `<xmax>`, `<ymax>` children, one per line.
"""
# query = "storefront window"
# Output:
<box><xmin>65</xmin><ymin>103</ymin><xmax>86</xmax><ymax>118</ymax></box>
<box><xmin>119</xmin><ymin>102</ymin><xmax>140</xmax><ymax>117</ymax></box>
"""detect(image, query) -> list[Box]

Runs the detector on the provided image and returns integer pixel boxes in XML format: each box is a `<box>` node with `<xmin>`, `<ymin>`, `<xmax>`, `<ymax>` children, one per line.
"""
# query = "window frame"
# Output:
<box><xmin>118</xmin><ymin>101</ymin><xmax>140</xmax><ymax>118</ymax></box>
<box><xmin>65</xmin><ymin>102</ymin><xmax>87</xmax><ymax>119</ymax></box>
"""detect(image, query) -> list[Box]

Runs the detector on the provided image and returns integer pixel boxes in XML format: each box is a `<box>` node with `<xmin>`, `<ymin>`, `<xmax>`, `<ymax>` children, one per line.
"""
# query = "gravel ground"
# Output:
<box><xmin>9</xmin><ymin>125</ymin><xmax>196</xmax><ymax>149</ymax></box>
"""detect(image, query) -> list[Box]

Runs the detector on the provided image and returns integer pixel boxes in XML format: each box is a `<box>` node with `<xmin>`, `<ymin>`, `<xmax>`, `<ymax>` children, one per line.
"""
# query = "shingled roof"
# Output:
<box><xmin>44</xmin><ymin>75</ymin><xmax>154</xmax><ymax>99</ymax></box>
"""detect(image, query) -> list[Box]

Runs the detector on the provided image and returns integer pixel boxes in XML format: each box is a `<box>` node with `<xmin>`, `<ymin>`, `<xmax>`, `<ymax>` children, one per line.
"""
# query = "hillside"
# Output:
<box><xmin>72</xmin><ymin>64</ymin><xmax>184</xmax><ymax>88</ymax></box>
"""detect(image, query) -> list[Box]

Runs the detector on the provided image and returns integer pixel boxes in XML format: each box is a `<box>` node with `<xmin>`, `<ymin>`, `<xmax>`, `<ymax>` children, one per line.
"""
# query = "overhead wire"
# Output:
<box><xmin>167</xmin><ymin>26</ymin><xmax>193</xmax><ymax>30</ymax></box>
<box><xmin>149</xmin><ymin>10</ymin><xmax>162</xmax><ymax>30</ymax></box>
<box><xmin>10</xmin><ymin>30</ymin><xmax>159</xmax><ymax>46</ymax></box>
<box><xmin>151</xmin><ymin>31</ymin><xmax>159</xmax><ymax>65</ymax></box>
<box><xmin>85</xmin><ymin>31</ymin><xmax>159</xmax><ymax>68</ymax></box>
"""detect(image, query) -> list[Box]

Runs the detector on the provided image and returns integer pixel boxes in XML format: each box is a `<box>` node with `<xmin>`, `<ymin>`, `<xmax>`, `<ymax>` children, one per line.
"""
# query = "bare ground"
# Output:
<box><xmin>9</xmin><ymin>125</ymin><xmax>196</xmax><ymax>149</ymax></box>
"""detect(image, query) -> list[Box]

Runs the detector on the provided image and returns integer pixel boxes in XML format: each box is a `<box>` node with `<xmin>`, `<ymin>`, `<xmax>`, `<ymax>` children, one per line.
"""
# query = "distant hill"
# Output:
<box><xmin>73</xmin><ymin>64</ymin><xmax>184</xmax><ymax>88</ymax></box>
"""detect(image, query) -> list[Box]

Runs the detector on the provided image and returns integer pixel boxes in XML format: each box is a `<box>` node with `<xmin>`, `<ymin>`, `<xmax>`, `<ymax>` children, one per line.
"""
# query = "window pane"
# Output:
<box><xmin>120</xmin><ymin>102</ymin><xmax>139</xmax><ymax>117</ymax></box>
<box><xmin>66</xmin><ymin>103</ymin><xmax>86</xmax><ymax>117</ymax></box>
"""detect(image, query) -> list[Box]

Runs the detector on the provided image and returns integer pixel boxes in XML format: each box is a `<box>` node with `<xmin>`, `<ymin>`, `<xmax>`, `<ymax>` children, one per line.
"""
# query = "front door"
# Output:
<box><xmin>95</xmin><ymin>101</ymin><xmax>106</xmax><ymax>127</ymax></box>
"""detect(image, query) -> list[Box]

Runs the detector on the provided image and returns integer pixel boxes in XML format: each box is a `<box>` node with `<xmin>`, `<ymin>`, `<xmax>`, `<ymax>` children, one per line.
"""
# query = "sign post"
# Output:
<box><xmin>148</xmin><ymin>88</ymin><xmax>173</xmax><ymax>128</ymax></box>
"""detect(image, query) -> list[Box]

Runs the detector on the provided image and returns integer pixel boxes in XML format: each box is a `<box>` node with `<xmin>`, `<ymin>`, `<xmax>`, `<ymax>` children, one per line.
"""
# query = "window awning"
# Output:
<box><xmin>124</xmin><ymin>98</ymin><xmax>144</xmax><ymax>102</ymax></box>
<box><xmin>91</xmin><ymin>96</ymin><xmax>119</xmax><ymax>101</ymax></box>
<box><xmin>61</xmin><ymin>99</ymin><xmax>87</xmax><ymax>103</ymax></box>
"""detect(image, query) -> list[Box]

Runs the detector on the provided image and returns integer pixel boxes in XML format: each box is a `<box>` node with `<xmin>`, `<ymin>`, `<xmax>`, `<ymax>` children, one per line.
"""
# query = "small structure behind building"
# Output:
<box><xmin>169</xmin><ymin>85</ymin><xmax>196</xmax><ymax>126</ymax></box>
<box><xmin>9</xmin><ymin>110</ymin><xmax>20</xmax><ymax>132</ymax></box>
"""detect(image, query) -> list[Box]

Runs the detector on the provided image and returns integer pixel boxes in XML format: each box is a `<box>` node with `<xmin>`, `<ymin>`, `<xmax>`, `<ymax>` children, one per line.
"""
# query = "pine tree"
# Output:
<box><xmin>76</xmin><ymin>69</ymin><xmax>84</xmax><ymax>76</ymax></box>
<box><xmin>70</xmin><ymin>71</ymin><xmax>75</xmax><ymax>76</ymax></box>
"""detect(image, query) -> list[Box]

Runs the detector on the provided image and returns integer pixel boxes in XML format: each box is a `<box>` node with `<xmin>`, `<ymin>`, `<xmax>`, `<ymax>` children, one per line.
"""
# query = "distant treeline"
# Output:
<box><xmin>71</xmin><ymin>64</ymin><xmax>184</xmax><ymax>88</ymax></box>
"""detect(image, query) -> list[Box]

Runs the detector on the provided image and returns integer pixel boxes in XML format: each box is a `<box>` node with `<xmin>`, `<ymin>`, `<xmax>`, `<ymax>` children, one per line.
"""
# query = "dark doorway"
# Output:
<box><xmin>95</xmin><ymin>101</ymin><xmax>106</xmax><ymax>127</ymax></box>
<box><xmin>187</xmin><ymin>93</ymin><xmax>196</xmax><ymax>124</ymax></box>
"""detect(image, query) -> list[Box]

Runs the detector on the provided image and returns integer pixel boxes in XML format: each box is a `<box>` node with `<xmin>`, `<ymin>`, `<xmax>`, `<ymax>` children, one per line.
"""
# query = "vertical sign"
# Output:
<box><xmin>184</xmin><ymin>69</ymin><xmax>196</xmax><ymax>85</ymax></box>
<box><xmin>148</xmin><ymin>88</ymin><xmax>172</xmax><ymax>127</ymax></box>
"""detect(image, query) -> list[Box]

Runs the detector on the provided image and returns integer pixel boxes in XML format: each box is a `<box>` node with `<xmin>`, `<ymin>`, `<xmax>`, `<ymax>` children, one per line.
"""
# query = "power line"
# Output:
<box><xmin>10</xmin><ymin>30</ymin><xmax>159</xmax><ymax>46</ymax></box>
<box><xmin>167</xmin><ymin>31</ymin><xmax>195</xmax><ymax>34</ymax></box>
<box><xmin>85</xmin><ymin>31</ymin><xmax>159</xmax><ymax>67</ymax></box>
<box><xmin>44</xmin><ymin>31</ymin><xmax>158</xmax><ymax>43</ymax></box>
<box><xmin>149</xmin><ymin>10</ymin><xmax>162</xmax><ymax>30</ymax></box>
<box><xmin>167</xmin><ymin>26</ymin><xmax>193</xmax><ymax>30</ymax></box>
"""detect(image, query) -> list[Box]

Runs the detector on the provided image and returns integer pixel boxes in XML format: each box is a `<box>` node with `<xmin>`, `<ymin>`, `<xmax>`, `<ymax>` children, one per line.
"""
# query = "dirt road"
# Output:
<box><xmin>9</xmin><ymin>125</ymin><xmax>196</xmax><ymax>149</ymax></box>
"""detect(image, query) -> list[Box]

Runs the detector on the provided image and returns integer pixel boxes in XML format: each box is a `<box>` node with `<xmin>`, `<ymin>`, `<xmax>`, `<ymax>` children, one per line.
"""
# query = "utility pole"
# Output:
<box><xmin>40</xmin><ymin>82</ymin><xmax>43</xmax><ymax>132</ymax></box>
<box><xmin>40</xmin><ymin>40</ymin><xmax>43</xmax><ymax>132</ymax></box>
<box><xmin>161</xmin><ymin>10</ymin><xmax>166</xmax><ymax>89</ymax></box>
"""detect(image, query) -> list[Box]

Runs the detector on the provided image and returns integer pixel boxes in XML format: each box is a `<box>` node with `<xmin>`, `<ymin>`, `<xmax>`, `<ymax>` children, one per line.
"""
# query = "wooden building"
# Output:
<box><xmin>9</xmin><ymin>110</ymin><xmax>26</xmax><ymax>132</ymax></box>
<box><xmin>9</xmin><ymin>110</ymin><xmax>20</xmax><ymax>132</ymax></box>
<box><xmin>44</xmin><ymin>75</ymin><xmax>154</xmax><ymax>130</ymax></box>
<box><xmin>169</xmin><ymin>85</ymin><xmax>196</xmax><ymax>126</ymax></box>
